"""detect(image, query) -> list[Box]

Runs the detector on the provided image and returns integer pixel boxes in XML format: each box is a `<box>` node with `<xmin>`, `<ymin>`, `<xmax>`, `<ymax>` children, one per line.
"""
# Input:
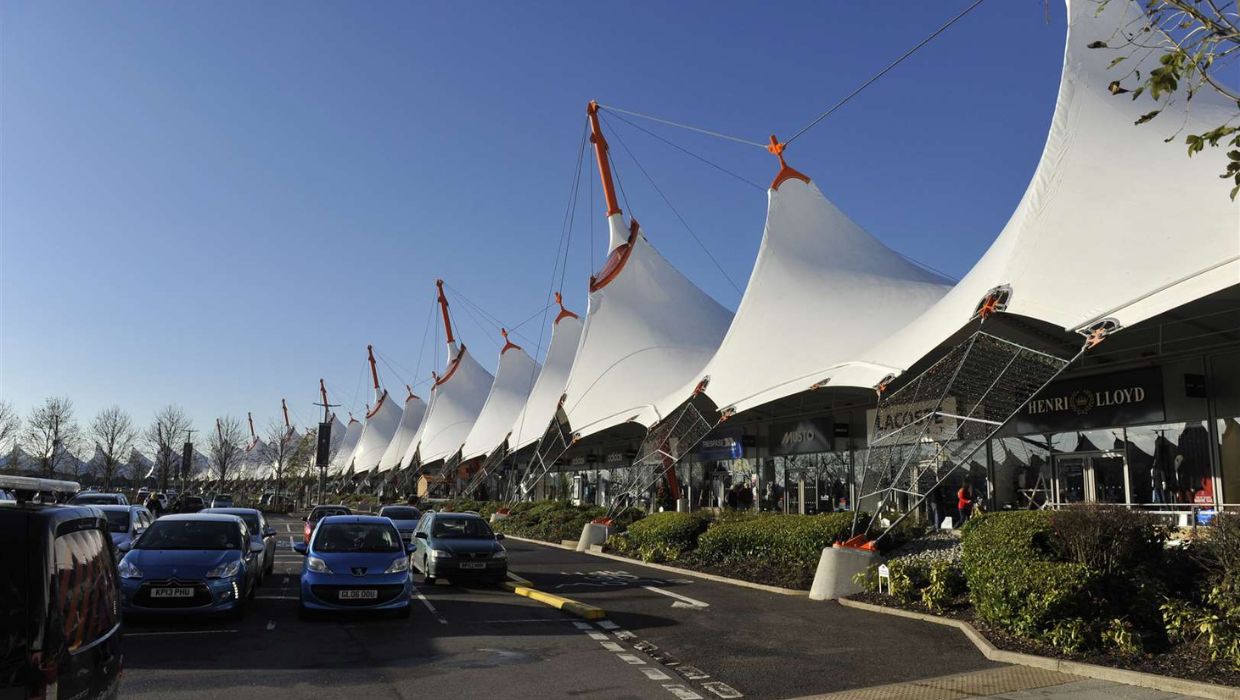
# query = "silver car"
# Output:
<box><xmin>202</xmin><ymin>507</ymin><xmax>277</xmax><ymax>583</ymax></box>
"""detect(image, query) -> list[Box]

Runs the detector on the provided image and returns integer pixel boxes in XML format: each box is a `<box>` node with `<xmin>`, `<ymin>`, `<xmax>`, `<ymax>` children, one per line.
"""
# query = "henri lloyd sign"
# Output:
<box><xmin>1011</xmin><ymin>367</ymin><xmax>1164</xmax><ymax>434</ymax></box>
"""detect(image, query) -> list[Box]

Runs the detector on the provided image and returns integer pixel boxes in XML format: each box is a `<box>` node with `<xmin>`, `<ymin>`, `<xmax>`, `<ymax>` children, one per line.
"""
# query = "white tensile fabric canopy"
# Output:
<box><xmin>377</xmin><ymin>392</ymin><xmax>428</xmax><ymax>473</ymax></box>
<box><xmin>326</xmin><ymin>414</ymin><xmax>347</xmax><ymax>460</ymax></box>
<box><xmin>507</xmin><ymin>303</ymin><xmax>584</xmax><ymax>452</ymax></box>
<box><xmin>560</xmin><ymin>213</ymin><xmax>732</xmax><ymax>438</ymax></box>
<box><xmin>461</xmin><ymin>338</ymin><xmax>540</xmax><ymax>461</ymax></box>
<box><xmin>402</xmin><ymin>346</ymin><xmax>494</xmax><ymax>466</ymax></box>
<box><xmin>654</xmin><ymin>173</ymin><xmax>953</xmax><ymax>418</ymax></box>
<box><xmin>329</xmin><ymin>417</ymin><xmax>363</xmax><ymax>476</ymax></box>
<box><xmin>345</xmin><ymin>390</ymin><xmax>403</xmax><ymax>474</ymax></box>
<box><xmin>825</xmin><ymin>0</ymin><xmax>1239</xmax><ymax>390</ymax></box>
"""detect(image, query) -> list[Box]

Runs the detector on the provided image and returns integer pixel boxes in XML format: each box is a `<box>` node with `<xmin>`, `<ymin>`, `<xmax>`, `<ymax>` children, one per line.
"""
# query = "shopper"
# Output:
<box><xmin>956</xmin><ymin>484</ymin><xmax>973</xmax><ymax>525</ymax></box>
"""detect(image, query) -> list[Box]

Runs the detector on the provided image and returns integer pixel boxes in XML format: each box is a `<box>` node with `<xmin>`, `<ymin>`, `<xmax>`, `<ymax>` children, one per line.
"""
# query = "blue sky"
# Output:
<box><xmin>2</xmin><ymin>0</ymin><xmax>1066</xmax><ymax>439</ymax></box>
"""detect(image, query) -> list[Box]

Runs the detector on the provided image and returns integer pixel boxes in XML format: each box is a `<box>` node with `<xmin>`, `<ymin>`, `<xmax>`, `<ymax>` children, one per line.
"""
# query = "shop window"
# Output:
<box><xmin>1126</xmin><ymin>422</ymin><xmax>1213</xmax><ymax>506</ymax></box>
<box><xmin>1217</xmin><ymin>418</ymin><xmax>1239</xmax><ymax>506</ymax></box>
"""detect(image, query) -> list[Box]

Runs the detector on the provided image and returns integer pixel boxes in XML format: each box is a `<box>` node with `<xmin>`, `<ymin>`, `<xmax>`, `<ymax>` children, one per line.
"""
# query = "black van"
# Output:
<box><xmin>1</xmin><ymin>476</ymin><xmax>123</xmax><ymax>699</ymax></box>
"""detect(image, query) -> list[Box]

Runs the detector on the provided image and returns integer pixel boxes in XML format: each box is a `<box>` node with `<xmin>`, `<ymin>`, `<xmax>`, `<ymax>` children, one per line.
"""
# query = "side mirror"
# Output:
<box><xmin>494</xmin><ymin>533</ymin><xmax>505</xmax><ymax>541</ymax></box>
<box><xmin>250</xmin><ymin>542</ymin><xmax>266</xmax><ymax>554</ymax></box>
<box><xmin>293</xmin><ymin>542</ymin><xmax>308</xmax><ymax>555</ymax></box>
<box><xmin>263</xmin><ymin>527</ymin><xmax>277</xmax><ymax>537</ymax></box>
<box><xmin>302</xmin><ymin>516</ymin><xmax>309</xmax><ymax>522</ymax></box>
<box><xmin>116</xmin><ymin>541</ymin><xmax>133</xmax><ymax>553</ymax></box>
<box><xmin>415</xmin><ymin>531</ymin><xmax>428</xmax><ymax>540</ymax></box>
<box><xmin>405</xmin><ymin>542</ymin><xmax>417</xmax><ymax>554</ymax></box>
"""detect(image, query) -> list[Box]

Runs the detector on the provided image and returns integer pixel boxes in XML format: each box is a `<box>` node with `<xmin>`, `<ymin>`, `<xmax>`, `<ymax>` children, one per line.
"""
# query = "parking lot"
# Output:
<box><xmin>118</xmin><ymin>514</ymin><xmax>1007</xmax><ymax>700</ymax></box>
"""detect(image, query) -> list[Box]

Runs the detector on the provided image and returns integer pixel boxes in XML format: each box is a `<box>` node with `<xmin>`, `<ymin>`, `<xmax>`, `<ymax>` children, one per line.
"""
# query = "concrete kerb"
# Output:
<box><xmin>837</xmin><ymin>597</ymin><xmax>1240</xmax><ymax>700</ymax></box>
<box><xmin>502</xmin><ymin>534</ymin><xmax>808</xmax><ymax>597</ymax></box>
<box><xmin>501</xmin><ymin>581</ymin><xmax>606</xmax><ymax>621</ymax></box>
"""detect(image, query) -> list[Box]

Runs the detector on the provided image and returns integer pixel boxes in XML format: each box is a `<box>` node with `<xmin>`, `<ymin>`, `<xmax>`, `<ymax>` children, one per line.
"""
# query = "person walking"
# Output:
<box><xmin>956</xmin><ymin>484</ymin><xmax>973</xmax><ymax>525</ymax></box>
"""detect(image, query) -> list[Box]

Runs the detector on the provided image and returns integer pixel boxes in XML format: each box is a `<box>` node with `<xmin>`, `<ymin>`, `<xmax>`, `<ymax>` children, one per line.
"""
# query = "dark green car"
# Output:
<box><xmin>411</xmin><ymin>512</ymin><xmax>507</xmax><ymax>585</ymax></box>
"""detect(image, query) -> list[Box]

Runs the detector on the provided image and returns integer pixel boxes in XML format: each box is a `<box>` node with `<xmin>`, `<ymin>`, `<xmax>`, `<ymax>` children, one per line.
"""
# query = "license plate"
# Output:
<box><xmin>339</xmin><ymin>589</ymin><xmax>378</xmax><ymax>600</ymax></box>
<box><xmin>460</xmin><ymin>562</ymin><xmax>487</xmax><ymax>570</ymax></box>
<box><xmin>151</xmin><ymin>587</ymin><xmax>195</xmax><ymax>598</ymax></box>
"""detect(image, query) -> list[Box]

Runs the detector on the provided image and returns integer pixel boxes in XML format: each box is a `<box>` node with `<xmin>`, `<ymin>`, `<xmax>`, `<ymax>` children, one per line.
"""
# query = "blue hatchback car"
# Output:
<box><xmin>117</xmin><ymin>513</ymin><xmax>263</xmax><ymax>618</ymax></box>
<box><xmin>293</xmin><ymin>515</ymin><xmax>413</xmax><ymax>618</ymax></box>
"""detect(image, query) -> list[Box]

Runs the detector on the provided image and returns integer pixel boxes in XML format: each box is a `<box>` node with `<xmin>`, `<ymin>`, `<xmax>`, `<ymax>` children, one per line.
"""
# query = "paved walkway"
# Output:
<box><xmin>788</xmin><ymin>667</ymin><xmax>1190</xmax><ymax>700</ymax></box>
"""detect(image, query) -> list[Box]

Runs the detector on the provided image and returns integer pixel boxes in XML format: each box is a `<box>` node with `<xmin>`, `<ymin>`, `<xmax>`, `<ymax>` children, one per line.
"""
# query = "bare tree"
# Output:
<box><xmin>21</xmin><ymin>397</ymin><xmax>81</xmax><ymax>478</ymax></box>
<box><xmin>89</xmin><ymin>406</ymin><xmax>138</xmax><ymax>490</ymax></box>
<box><xmin>208</xmin><ymin>416</ymin><xmax>246</xmax><ymax>490</ymax></box>
<box><xmin>1094</xmin><ymin>0</ymin><xmax>1240</xmax><ymax>198</ymax></box>
<box><xmin>146</xmin><ymin>405</ymin><xmax>192</xmax><ymax>493</ymax></box>
<box><xmin>260</xmin><ymin>421</ymin><xmax>310</xmax><ymax>504</ymax></box>
<box><xmin>0</xmin><ymin>401</ymin><xmax>20</xmax><ymax>455</ymax></box>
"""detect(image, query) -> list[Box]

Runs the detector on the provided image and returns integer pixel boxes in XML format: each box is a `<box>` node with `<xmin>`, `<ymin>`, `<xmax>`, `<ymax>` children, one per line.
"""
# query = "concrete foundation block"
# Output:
<box><xmin>809</xmin><ymin>546</ymin><xmax>883</xmax><ymax>601</ymax></box>
<box><xmin>490</xmin><ymin>512</ymin><xmax>509</xmax><ymax>524</ymax></box>
<box><xmin>576</xmin><ymin>522</ymin><xmax>611</xmax><ymax>552</ymax></box>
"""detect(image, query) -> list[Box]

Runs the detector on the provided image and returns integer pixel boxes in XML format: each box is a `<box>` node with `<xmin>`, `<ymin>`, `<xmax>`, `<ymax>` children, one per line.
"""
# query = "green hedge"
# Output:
<box><xmin>491</xmin><ymin>500</ymin><xmax>643</xmax><ymax>543</ymax></box>
<box><xmin>609</xmin><ymin>512</ymin><xmax>713</xmax><ymax>562</ymax></box>
<box><xmin>961</xmin><ymin>511</ymin><xmax>1101</xmax><ymax>643</ymax></box>
<box><xmin>693</xmin><ymin>512</ymin><xmax>859</xmax><ymax>586</ymax></box>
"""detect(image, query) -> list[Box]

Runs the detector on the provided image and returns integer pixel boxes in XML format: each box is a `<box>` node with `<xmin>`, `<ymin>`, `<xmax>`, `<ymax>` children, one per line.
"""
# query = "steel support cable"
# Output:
<box><xmin>785</xmin><ymin>0</ymin><xmax>990</xmax><ymax>145</ymax></box>
<box><xmin>413</xmin><ymin>296</ymin><xmax>436</xmax><ymax>385</ymax></box>
<box><xmin>602</xmin><ymin>113</ymin><xmax>744</xmax><ymax>297</ymax></box>
<box><xmin>602</xmin><ymin>109</ymin><xmax>765</xmax><ymax>191</ymax></box>
<box><xmin>557</xmin><ymin>118</ymin><xmax>590</xmax><ymax>295</ymax></box>
<box><xmin>598</xmin><ymin>103</ymin><xmax>768</xmax><ymax>148</ymax></box>
<box><xmin>443</xmin><ymin>281</ymin><xmax>542</xmax><ymax>347</ymax></box>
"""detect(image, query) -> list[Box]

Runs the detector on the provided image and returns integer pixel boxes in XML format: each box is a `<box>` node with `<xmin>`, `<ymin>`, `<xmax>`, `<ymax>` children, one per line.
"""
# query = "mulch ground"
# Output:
<box><xmin>849</xmin><ymin>592</ymin><xmax>1240</xmax><ymax>688</ymax></box>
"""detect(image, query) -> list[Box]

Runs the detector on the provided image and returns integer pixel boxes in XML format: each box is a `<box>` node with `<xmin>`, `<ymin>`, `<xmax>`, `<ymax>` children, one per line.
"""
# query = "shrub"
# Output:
<box><xmin>608</xmin><ymin>511</ymin><xmax>712</xmax><ymax>561</ymax></box>
<box><xmin>922</xmin><ymin>560</ymin><xmax>967</xmax><ymax>612</ymax></box>
<box><xmin>1048</xmin><ymin>505</ymin><xmax>1166</xmax><ymax>578</ymax></box>
<box><xmin>694</xmin><ymin>512</ymin><xmax>859</xmax><ymax>588</ymax></box>
<box><xmin>961</xmin><ymin>511</ymin><xmax>1100</xmax><ymax>642</ymax></box>
<box><xmin>492</xmin><ymin>500</ymin><xmax>644</xmax><ymax>544</ymax></box>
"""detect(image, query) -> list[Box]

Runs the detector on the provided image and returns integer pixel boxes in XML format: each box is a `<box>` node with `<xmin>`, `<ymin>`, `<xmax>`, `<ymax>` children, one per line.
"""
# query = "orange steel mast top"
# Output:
<box><xmin>586</xmin><ymin>101</ymin><xmax>621</xmax><ymax>217</ymax></box>
<box><xmin>247</xmin><ymin>412</ymin><xmax>256</xmax><ymax>440</ymax></box>
<box><xmin>435</xmin><ymin>279</ymin><xmax>456</xmax><ymax>346</ymax></box>
<box><xmin>367</xmin><ymin>345</ymin><xmax>380</xmax><ymax>391</ymax></box>
<box><xmin>281</xmin><ymin>399</ymin><xmax>291</xmax><ymax>430</ymax></box>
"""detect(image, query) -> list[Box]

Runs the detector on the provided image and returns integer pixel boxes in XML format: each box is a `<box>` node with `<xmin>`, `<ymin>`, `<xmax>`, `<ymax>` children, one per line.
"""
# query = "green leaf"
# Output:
<box><xmin>1134</xmin><ymin>110</ymin><xmax>1161</xmax><ymax>125</ymax></box>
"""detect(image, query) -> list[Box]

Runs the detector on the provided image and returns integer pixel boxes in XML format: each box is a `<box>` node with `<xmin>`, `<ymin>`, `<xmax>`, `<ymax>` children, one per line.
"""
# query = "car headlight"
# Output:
<box><xmin>491</xmin><ymin>548</ymin><xmax>507</xmax><ymax>559</ymax></box>
<box><xmin>206</xmin><ymin>559</ymin><xmax>242</xmax><ymax>579</ymax></box>
<box><xmin>306</xmin><ymin>556</ymin><xmax>334</xmax><ymax>574</ymax></box>
<box><xmin>429</xmin><ymin>549</ymin><xmax>452</xmax><ymax>559</ymax></box>
<box><xmin>385</xmin><ymin>556</ymin><xmax>410</xmax><ymax>574</ymax></box>
<box><xmin>118</xmin><ymin>559</ymin><xmax>143</xmax><ymax>579</ymax></box>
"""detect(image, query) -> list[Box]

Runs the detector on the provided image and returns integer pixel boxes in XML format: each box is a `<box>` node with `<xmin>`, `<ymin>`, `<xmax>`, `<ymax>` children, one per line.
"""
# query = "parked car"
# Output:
<box><xmin>259</xmin><ymin>492</ymin><xmax>295</xmax><ymax>513</ymax></box>
<box><xmin>202</xmin><ymin>507</ymin><xmax>276</xmax><ymax>583</ymax></box>
<box><xmin>209</xmin><ymin>494</ymin><xmax>234</xmax><ymax>508</ymax></box>
<box><xmin>293</xmin><ymin>515</ymin><xmax>413</xmax><ymax>618</ymax></box>
<box><xmin>96</xmin><ymin>504</ymin><xmax>154</xmax><ymax>556</ymax></box>
<box><xmin>411</xmin><ymin>512</ymin><xmax>507</xmax><ymax>585</ymax></box>
<box><xmin>303</xmin><ymin>504</ymin><xmax>351</xmax><ymax>544</ymax></box>
<box><xmin>0</xmin><ymin>489</ymin><xmax>15</xmax><ymax>505</ymax></box>
<box><xmin>0</xmin><ymin>475</ymin><xmax>123</xmax><ymax>699</ymax></box>
<box><xmin>116</xmin><ymin>513</ymin><xmax>263</xmax><ymax>618</ymax></box>
<box><xmin>378</xmin><ymin>505</ymin><xmax>422</xmax><ymax>546</ymax></box>
<box><xmin>180</xmin><ymin>495</ymin><xmax>205</xmax><ymax>513</ymax></box>
<box><xmin>152</xmin><ymin>493</ymin><xmax>169</xmax><ymax>512</ymax></box>
<box><xmin>135</xmin><ymin>487</ymin><xmax>150</xmax><ymax>503</ymax></box>
<box><xmin>69</xmin><ymin>492</ymin><xmax>130</xmax><ymax>506</ymax></box>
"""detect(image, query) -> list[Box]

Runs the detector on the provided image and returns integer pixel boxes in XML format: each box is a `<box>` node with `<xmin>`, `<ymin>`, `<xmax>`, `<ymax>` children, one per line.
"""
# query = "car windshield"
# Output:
<box><xmin>311</xmin><ymin>507</ymin><xmax>349</xmax><ymax>521</ymax></box>
<box><xmin>135</xmin><ymin>520</ymin><xmax>243</xmax><ymax>550</ymax></box>
<box><xmin>315</xmin><ymin>522</ymin><xmax>401</xmax><ymax>553</ymax></box>
<box><xmin>103</xmin><ymin>510</ymin><xmax>130</xmax><ymax>533</ymax></box>
<box><xmin>380</xmin><ymin>507</ymin><xmax>420</xmax><ymax>521</ymax></box>
<box><xmin>432</xmin><ymin>518</ymin><xmax>494</xmax><ymax>539</ymax></box>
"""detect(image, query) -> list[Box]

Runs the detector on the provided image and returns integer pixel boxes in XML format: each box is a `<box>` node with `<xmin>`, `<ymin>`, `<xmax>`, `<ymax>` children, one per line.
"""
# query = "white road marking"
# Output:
<box><xmin>256</xmin><ymin>595</ymin><xmax>299</xmax><ymax>600</ymax></box>
<box><xmin>616</xmin><ymin>654</ymin><xmax>646</xmax><ymax>665</ymax></box>
<box><xmin>641</xmin><ymin>668</ymin><xmax>672</xmax><ymax>680</ymax></box>
<box><xmin>615</xmin><ymin>630</ymin><xmax>637</xmax><ymax>641</ymax></box>
<box><xmin>282</xmin><ymin>576</ymin><xmax>290</xmax><ymax>585</ymax></box>
<box><xmin>266</xmin><ymin>620</ymin><xmax>276</xmax><ymax>631</ymax></box>
<box><xmin>677</xmin><ymin>666</ymin><xmax>710</xmax><ymax>681</ymax></box>
<box><xmin>597</xmin><ymin>620</ymin><xmax>619</xmax><ymax>630</ymax></box>
<box><xmin>702</xmin><ymin>681</ymin><xmax>744</xmax><ymax>698</ymax></box>
<box><xmin>664</xmin><ymin>685</ymin><xmax>704</xmax><ymax>700</ymax></box>
<box><xmin>288</xmin><ymin>536</ymin><xmax>295</xmax><ymax>549</ymax></box>
<box><xmin>587</xmin><ymin>631</ymin><xmax>609</xmax><ymax>641</ymax></box>
<box><xmin>284</xmin><ymin>523</ymin><xmax>292</xmax><ymax>533</ymax></box>
<box><xmin>506</xmin><ymin>571</ymin><xmax>533</xmax><ymax>585</ymax></box>
<box><xmin>413</xmin><ymin>589</ymin><xmax>448</xmax><ymax>625</ymax></box>
<box><xmin>126</xmin><ymin>630</ymin><xmax>238</xmax><ymax>637</ymax></box>
<box><xmin>572</xmin><ymin>621</ymin><xmax>594</xmax><ymax>630</ymax></box>
<box><xmin>600</xmin><ymin>641</ymin><xmax>625</xmax><ymax>652</ymax></box>
<box><xmin>642</xmin><ymin>586</ymin><xmax>709</xmax><ymax>608</ymax></box>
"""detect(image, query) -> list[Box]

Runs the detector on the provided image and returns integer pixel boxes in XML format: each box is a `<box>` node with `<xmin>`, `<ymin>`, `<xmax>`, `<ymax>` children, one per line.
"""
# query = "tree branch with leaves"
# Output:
<box><xmin>1092</xmin><ymin>0</ymin><xmax>1240</xmax><ymax>198</ymax></box>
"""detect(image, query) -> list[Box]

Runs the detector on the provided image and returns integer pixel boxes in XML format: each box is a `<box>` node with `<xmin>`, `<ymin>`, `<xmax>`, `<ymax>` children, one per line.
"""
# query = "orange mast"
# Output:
<box><xmin>367</xmin><ymin>344</ymin><xmax>381</xmax><ymax>398</ymax></box>
<box><xmin>281</xmin><ymin>399</ymin><xmax>291</xmax><ymax>430</ymax></box>
<box><xmin>436</xmin><ymin>279</ymin><xmax>457</xmax><ymax>351</ymax></box>
<box><xmin>586</xmin><ymin>101</ymin><xmax>621</xmax><ymax>217</ymax></box>
<box><xmin>247</xmin><ymin>412</ymin><xmax>256</xmax><ymax>441</ymax></box>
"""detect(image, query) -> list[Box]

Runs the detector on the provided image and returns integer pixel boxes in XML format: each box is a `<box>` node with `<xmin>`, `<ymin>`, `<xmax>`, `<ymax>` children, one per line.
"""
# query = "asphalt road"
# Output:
<box><xmin>120</xmin><ymin>515</ymin><xmax>997</xmax><ymax>700</ymax></box>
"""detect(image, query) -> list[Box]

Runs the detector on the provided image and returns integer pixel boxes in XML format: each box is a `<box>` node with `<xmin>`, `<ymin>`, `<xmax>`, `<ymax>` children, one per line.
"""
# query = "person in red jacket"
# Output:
<box><xmin>956</xmin><ymin>484</ymin><xmax>974</xmax><ymax>525</ymax></box>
